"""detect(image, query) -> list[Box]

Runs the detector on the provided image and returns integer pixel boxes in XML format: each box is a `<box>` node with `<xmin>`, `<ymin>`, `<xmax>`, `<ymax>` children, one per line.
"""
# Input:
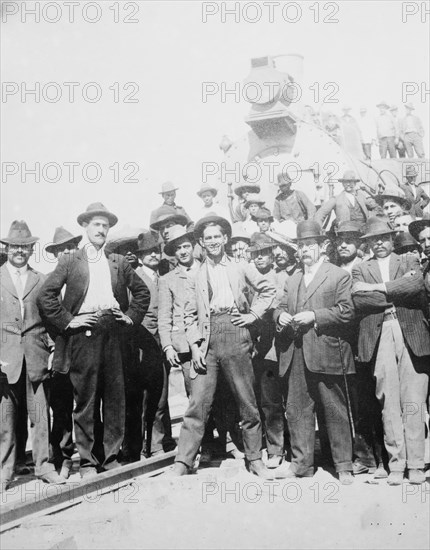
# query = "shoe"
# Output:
<box><xmin>80</xmin><ymin>468</ymin><xmax>98</xmax><ymax>481</ymax></box>
<box><xmin>38</xmin><ymin>471</ymin><xmax>67</xmax><ymax>485</ymax></box>
<box><xmin>15</xmin><ymin>464</ymin><xmax>31</xmax><ymax>475</ymax></box>
<box><xmin>199</xmin><ymin>449</ymin><xmax>213</xmax><ymax>465</ymax></box>
<box><xmin>338</xmin><ymin>471</ymin><xmax>354</xmax><ymax>485</ymax></box>
<box><xmin>387</xmin><ymin>471</ymin><xmax>404</xmax><ymax>486</ymax></box>
<box><xmin>373</xmin><ymin>465</ymin><xmax>388</xmax><ymax>479</ymax></box>
<box><xmin>266</xmin><ymin>455</ymin><xmax>283</xmax><ymax>469</ymax></box>
<box><xmin>352</xmin><ymin>462</ymin><xmax>369</xmax><ymax>475</ymax></box>
<box><xmin>164</xmin><ymin>462</ymin><xmax>189</xmax><ymax>477</ymax></box>
<box><xmin>247</xmin><ymin>459</ymin><xmax>275</xmax><ymax>480</ymax></box>
<box><xmin>408</xmin><ymin>469</ymin><xmax>426</xmax><ymax>485</ymax></box>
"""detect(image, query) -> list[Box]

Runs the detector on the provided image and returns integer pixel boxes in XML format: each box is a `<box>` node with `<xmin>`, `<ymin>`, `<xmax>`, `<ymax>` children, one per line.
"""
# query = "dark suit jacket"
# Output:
<box><xmin>274</xmin><ymin>262</ymin><xmax>355</xmax><ymax>377</ymax></box>
<box><xmin>351</xmin><ymin>253</ymin><xmax>430</xmax><ymax>363</ymax></box>
<box><xmin>314</xmin><ymin>190</ymin><xmax>377</xmax><ymax>226</ymax></box>
<box><xmin>37</xmin><ymin>249</ymin><xmax>150</xmax><ymax>373</ymax></box>
<box><xmin>1</xmin><ymin>264</ymin><xmax>52</xmax><ymax>384</ymax></box>
<box><xmin>400</xmin><ymin>183</ymin><xmax>430</xmax><ymax>217</ymax></box>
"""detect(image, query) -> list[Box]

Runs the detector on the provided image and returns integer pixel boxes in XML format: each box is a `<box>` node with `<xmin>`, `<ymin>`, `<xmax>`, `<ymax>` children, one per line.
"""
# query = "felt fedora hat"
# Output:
<box><xmin>230</xmin><ymin>223</ymin><xmax>251</xmax><ymax>244</ymax></box>
<box><xmin>393</xmin><ymin>232</ymin><xmax>421</xmax><ymax>254</ymax></box>
<box><xmin>335</xmin><ymin>220</ymin><xmax>363</xmax><ymax>236</ymax></box>
<box><xmin>137</xmin><ymin>232</ymin><xmax>161</xmax><ymax>253</ymax></box>
<box><xmin>360</xmin><ymin>217</ymin><xmax>397</xmax><ymax>240</ymax></box>
<box><xmin>376</xmin><ymin>100</ymin><xmax>390</xmax><ymax>109</ymax></box>
<box><xmin>163</xmin><ymin>225</ymin><xmax>196</xmax><ymax>256</ymax></box>
<box><xmin>0</xmin><ymin>220</ymin><xmax>39</xmax><ymax>246</ymax></box>
<box><xmin>45</xmin><ymin>226</ymin><xmax>82</xmax><ymax>254</ymax></box>
<box><xmin>244</xmin><ymin>194</ymin><xmax>265</xmax><ymax>208</ymax></box>
<box><xmin>197</xmin><ymin>185</ymin><xmax>218</xmax><ymax>197</ymax></box>
<box><xmin>150</xmin><ymin>206</ymin><xmax>188</xmax><ymax>231</ymax></box>
<box><xmin>405</xmin><ymin>164</ymin><xmax>418</xmax><ymax>177</ymax></box>
<box><xmin>338</xmin><ymin>170</ymin><xmax>361</xmax><ymax>183</ymax></box>
<box><xmin>269</xmin><ymin>231</ymin><xmax>298</xmax><ymax>253</ymax></box>
<box><xmin>276</xmin><ymin>172</ymin><xmax>293</xmax><ymax>185</ymax></box>
<box><xmin>293</xmin><ymin>220</ymin><xmax>326</xmax><ymax>242</ymax></box>
<box><xmin>194</xmin><ymin>215</ymin><xmax>232</xmax><ymax>240</ymax></box>
<box><xmin>248</xmin><ymin>232</ymin><xmax>277</xmax><ymax>254</ymax></box>
<box><xmin>159</xmin><ymin>181</ymin><xmax>179</xmax><ymax>194</ymax></box>
<box><xmin>77</xmin><ymin>202</ymin><xmax>118</xmax><ymax>227</ymax></box>
<box><xmin>253</xmin><ymin>207</ymin><xmax>274</xmax><ymax>222</ymax></box>
<box><xmin>234</xmin><ymin>183</ymin><xmax>261</xmax><ymax>196</ymax></box>
<box><xmin>374</xmin><ymin>192</ymin><xmax>411</xmax><ymax>211</ymax></box>
<box><xmin>409</xmin><ymin>213</ymin><xmax>430</xmax><ymax>241</ymax></box>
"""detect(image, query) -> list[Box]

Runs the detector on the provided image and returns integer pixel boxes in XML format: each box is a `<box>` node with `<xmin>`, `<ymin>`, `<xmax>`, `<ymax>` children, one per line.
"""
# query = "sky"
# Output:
<box><xmin>1</xmin><ymin>0</ymin><xmax>429</xmax><ymax>271</ymax></box>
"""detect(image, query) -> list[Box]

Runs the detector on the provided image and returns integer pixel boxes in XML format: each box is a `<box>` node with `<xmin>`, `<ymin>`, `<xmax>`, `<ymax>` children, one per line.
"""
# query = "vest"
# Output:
<box><xmin>349</xmin><ymin>199</ymin><xmax>366</xmax><ymax>223</ymax></box>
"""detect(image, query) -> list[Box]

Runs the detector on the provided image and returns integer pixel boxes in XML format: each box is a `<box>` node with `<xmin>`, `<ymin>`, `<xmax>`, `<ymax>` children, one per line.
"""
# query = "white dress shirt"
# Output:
<box><xmin>7</xmin><ymin>262</ymin><xmax>28</xmax><ymax>317</ymax></box>
<box><xmin>79</xmin><ymin>244</ymin><xmax>119</xmax><ymax>313</ymax></box>
<box><xmin>303</xmin><ymin>257</ymin><xmax>325</xmax><ymax>287</ymax></box>
<box><xmin>140</xmin><ymin>264</ymin><xmax>158</xmax><ymax>283</ymax></box>
<box><xmin>377</xmin><ymin>255</ymin><xmax>391</xmax><ymax>283</ymax></box>
<box><xmin>206</xmin><ymin>255</ymin><xmax>236</xmax><ymax>313</ymax></box>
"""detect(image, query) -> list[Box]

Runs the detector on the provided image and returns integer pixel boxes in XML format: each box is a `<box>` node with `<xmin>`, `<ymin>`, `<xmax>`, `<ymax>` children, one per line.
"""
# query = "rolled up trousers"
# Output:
<box><xmin>176</xmin><ymin>312</ymin><xmax>262</xmax><ymax>467</ymax></box>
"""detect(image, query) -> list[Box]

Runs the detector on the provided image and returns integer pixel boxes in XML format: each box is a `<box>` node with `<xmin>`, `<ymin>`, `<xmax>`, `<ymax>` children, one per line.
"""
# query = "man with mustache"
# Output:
<box><xmin>274</xmin><ymin>220</ymin><xmax>356</xmax><ymax>484</ymax></box>
<box><xmin>0</xmin><ymin>221</ymin><xmax>66</xmax><ymax>491</ymax></box>
<box><xmin>37</xmin><ymin>203</ymin><xmax>149</xmax><ymax>479</ymax></box>
<box><xmin>351</xmin><ymin>217</ymin><xmax>430</xmax><ymax>485</ymax></box>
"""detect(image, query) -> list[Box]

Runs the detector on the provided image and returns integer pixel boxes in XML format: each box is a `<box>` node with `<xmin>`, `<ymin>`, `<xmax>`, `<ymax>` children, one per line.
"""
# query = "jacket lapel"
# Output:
<box><xmin>108</xmin><ymin>255</ymin><xmax>119</xmax><ymax>294</ymax></box>
<box><xmin>389</xmin><ymin>253</ymin><xmax>401</xmax><ymax>281</ymax></box>
<box><xmin>198</xmin><ymin>261</ymin><xmax>210</xmax><ymax>315</ymax></box>
<box><xmin>225</xmin><ymin>257</ymin><xmax>240</xmax><ymax>305</ymax></box>
<box><xmin>0</xmin><ymin>264</ymin><xmax>19</xmax><ymax>298</ymax></box>
<box><xmin>22</xmin><ymin>268</ymin><xmax>39</xmax><ymax>299</ymax></box>
<box><xmin>303</xmin><ymin>262</ymin><xmax>329</xmax><ymax>304</ymax></box>
<box><xmin>355</xmin><ymin>192</ymin><xmax>368</xmax><ymax>215</ymax></box>
<box><xmin>365</xmin><ymin>258</ymin><xmax>382</xmax><ymax>283</ymax></box>
<box><xmin>289</xmin><ymin>271</ymin><xmax>303</xmax><ymax>313</ymax></box>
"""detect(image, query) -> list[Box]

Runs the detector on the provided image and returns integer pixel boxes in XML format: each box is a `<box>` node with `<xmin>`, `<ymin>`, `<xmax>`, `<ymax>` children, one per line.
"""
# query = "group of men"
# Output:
<box><xmin>1</xmin><ymin>169</ymin><xmax>430</xmax><ymax>492</ymax></box>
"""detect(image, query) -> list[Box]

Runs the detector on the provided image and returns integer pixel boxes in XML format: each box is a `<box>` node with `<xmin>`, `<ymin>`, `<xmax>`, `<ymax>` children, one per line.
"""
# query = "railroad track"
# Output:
<box><xmin>0</xmin><ymin>415</ymin><xmax>184</xmax><ymax>533</ymax></box>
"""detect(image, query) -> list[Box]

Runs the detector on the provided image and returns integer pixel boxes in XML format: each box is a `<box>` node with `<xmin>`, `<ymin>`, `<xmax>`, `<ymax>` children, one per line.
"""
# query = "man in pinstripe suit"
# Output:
<box><xmin>351</xmin><ymin>217</ymin><xmax>430</xmax><ymax>485</ymax></box>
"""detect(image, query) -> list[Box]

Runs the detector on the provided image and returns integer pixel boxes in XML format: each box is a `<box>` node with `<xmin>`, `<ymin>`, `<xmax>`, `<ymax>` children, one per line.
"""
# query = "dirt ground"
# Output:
<box><xmin>2</xmin><ymin>460</ymin><xmax>429</xmax><ymax>550</ymax></box>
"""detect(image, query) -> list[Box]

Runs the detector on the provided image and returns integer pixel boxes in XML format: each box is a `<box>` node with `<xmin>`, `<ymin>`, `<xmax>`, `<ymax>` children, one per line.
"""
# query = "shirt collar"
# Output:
<box><xmin>304</xmin><ymin>256</ymin><xmax>325</xmax><ymax>275</ymax></box>
<box><xmin>7</xmin><ymin>262</ymin><xmax>28</xmax><ymax>276</ymax></box>
<box><xmin>141</xmin><ymin>264</ymin><xmax>158</xmax><ymax>281</ymax></box>
<box><xmin>207</xmin><ymin>254</ymin><xmax>228</xmax><ymax>267</ymax></box>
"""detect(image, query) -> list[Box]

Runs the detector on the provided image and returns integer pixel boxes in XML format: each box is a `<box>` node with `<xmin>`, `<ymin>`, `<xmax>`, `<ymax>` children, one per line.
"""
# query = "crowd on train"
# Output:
<box><xmin>305</xmin><ymin>100</ymin><xmax>426</xmax><ymax>160</ymax></box>
<box><xmin>1</xmin><ymin>163</ymin><xmax>430</xmax><ymax>492</ymax></box>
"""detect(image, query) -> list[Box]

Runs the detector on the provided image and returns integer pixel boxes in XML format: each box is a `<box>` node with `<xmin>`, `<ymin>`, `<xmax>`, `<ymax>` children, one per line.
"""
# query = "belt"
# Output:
<box><xmin>383</xmin><ymin>310</ymin><xmax>398</xmax><ymax>321</ymax></box>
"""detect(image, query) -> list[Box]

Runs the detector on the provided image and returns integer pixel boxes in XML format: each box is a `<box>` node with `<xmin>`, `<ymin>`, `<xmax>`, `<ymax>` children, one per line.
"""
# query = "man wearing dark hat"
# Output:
<box><xmin>314</xmin><ymin>170</ymin><xmax>377</xmax><ymax>228</ymax></box>
<box><xmin>274</xmin><ymin>220</ymin><xmax>356</xmax><ymax>484</ymax></box>
<box><xmin>168</xmin><ymin>215</ymin><xmax>276</xmax><ymax>479</ymax></box>
<box><xmin>37</xmin><ymin>203</ymin><xmax>149</xmax><ymax>479</ymax></box>
<box><xmin>229</xmin><ymin>182</ymin><xmax>261</xmax><ymax>223</ymax></box>
<box><xmin>228</xmin><ymin>223</ymin><xmax>250</xmax><ymax>261</ymax></box>
<box><xmin>332</xmin><ymin>221</ymin><xmax>364</xmax><ymax>273</ymax></box>
<box><xmin>400</xmin><ymin>165</ymin><xmax>429</xmax><ymax>218</ymax></box>
<box><xmin>134</xmin><ymin>232</ymin><xmax>175</xmax><ymax>458</ymax></box>
<box><xmin>351</xmin><ymin>217</ymin><xmax>430</xmax><ymax>485</ymax></box>
<box><xmin>270</xmin><ymin>232</ymin><xmax>299</xmax><ymax>278</ymax></box>
<box><xmin>150</xmin><ymin>182</ymin><xmax>191</xmax><ymax>227</ymax></box>
<box><xmin>399</xmin><ymin>103</ymin><xmax>425</xmax><ymax>159</ymax></box>
<box><xmin>248</xmin><ymin>233</ymin><xmax>285</xmax><ymax>468</ymax></box>
<box><xmin>1</xmin><ymin>221</ymin><xmax>65</xmax><ymax>490</ymax></box>
<box><xmin>376</xmin><ymin>101</ymin><xmax>397</xmax><ymax>158</ymax></box>
<box><xmin>253</xmin><ymin>207</ymin><xmax>275</xmax><ymax>234</ymax></box>
<box><xmin>273</xmin><ymin>173</ymin><xmax>316</xmax><ymax>225</ymax></box>
<box><xmin>45</xmin><ymin>226</ymin><xmax>83</xmax><ymax>479</ymax></box>
<box><xmin>393</xmin><ymin>232</ymin><xmax>422</xmax><ymax>260</ymax></box>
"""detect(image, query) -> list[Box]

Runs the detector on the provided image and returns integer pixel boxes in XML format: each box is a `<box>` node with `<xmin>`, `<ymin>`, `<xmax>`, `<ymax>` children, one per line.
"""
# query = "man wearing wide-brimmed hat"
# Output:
<box><xmin>168</xmin><ymin>215</ymin><xmax>276</xmax><ymax>479</ymax></box>
<box><xmin>227</xmin><ymin>223</ymin><xmax>251</xmax><ymax>261</ymax></box>
<box><xmin>376</xmin><ymin>100</ymin><xmax>397</xmax><ymax>158</ymax></box>
<box><xmin>150</xmin><ymin>181</ymin><xmax>192</xmax><ymax>228</ymax></box>
<box><xmin>229</xmin><ymin>181</ymin><xmax>261</xmax><ymax>223</ymax></box>
<box><xmin>399</xmin><ymin>103</ymin><xmax>425</xmax><ymax>159</ymax></box>
<box><xmin>331</xmin><ymin>220</ymin><xmax>364</xmax><ymax>273</ymax></box>
<box><xmin>351</xmin><ymin>217</ymin><xmax>430</xmax><ymax>485</ymax></box>
<box><xmin>274</xmin><ymin>220</ymin><xmax>356</xmax><ymax>484</ymax></box>
<box><xmin>37</xmin><ymin>203</ymin><xmax>150</xmax><ymax>479</ymax></box>
<box><xmin>273</xmin><ymin>172</ymin><xmax>316</xmax><ymax>226</ymax></box>
<box><xmin>374</xmin><ymin>188</ymin><xmax>412</xmax><ymax>223</ymax></box>
<box><xmin>314</xmin><ymin>169</ymin><xmax>378</xmax><ymax>228</ymax></box>
<box><xmin>195</xmin><ymin>184</ymin><xmax>230</xmax><ymax>221</ymax></box>
<box><xmin>0</xmin><ymin>221</ymin><xmax>65</xmax><ymax>490</ymax></box>
<box><xmin>400</xmin><ymin>165</ymin><xmax>429</xmax><ymax>217</ymax></box>
<box><xmin>45</xmin><ymin>227</ymin><xmax>82</xmax><ymax>258</ymax></box>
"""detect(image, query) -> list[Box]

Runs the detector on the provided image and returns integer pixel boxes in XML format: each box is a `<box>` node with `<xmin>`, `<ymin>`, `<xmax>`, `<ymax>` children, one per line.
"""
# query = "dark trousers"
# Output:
<box><xmin>253</xmin><ymin>358</ymin><xmax>284</xmax><ymax>457</ymax></box>
<box><xmin>351</xmin><ymin>364</ymin><xmax>386</xmax><ymax>469</ymax></box>
<box><xmin>282</xmin><ymin>347</ymin><xmax>353</xmax><ymax>476</ymax></box>
<box><xmin>176</xmin><ymin>312</ymin><xmax>262</xmax><ymax>467</ymax></box>
<box><xmin>69</xmin><ymin>320</ymin><xmax>125</xmax><ymax>471</ymax></box>
<box><xmin>49</xmin><ymin>373</ymin><xmax>74</xmax><ymax>468</ymax></box>
<box><xmin>0</xmin><ymin>364</ymin><xmax>54</xmax><ymax>480</ymax></box>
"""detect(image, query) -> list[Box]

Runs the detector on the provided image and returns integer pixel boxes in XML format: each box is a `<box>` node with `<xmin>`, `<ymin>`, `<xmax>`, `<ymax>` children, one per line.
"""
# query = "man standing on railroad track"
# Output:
<box><xmin>37</xmin><ymin>203</ymin><xmax>149</xmax><ymax>480</ymax></box>
<box><xmin>167</xmin><ymin>215</ymin><xmax>276</xmax><ymax>479</ymax></box>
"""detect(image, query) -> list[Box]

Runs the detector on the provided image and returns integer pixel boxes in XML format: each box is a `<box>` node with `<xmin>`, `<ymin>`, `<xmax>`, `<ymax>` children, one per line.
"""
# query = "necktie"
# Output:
<box><xmin>15</xmin><ymin>270</ymin><xmax>24</xmax><ymax>299</ymax></box>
